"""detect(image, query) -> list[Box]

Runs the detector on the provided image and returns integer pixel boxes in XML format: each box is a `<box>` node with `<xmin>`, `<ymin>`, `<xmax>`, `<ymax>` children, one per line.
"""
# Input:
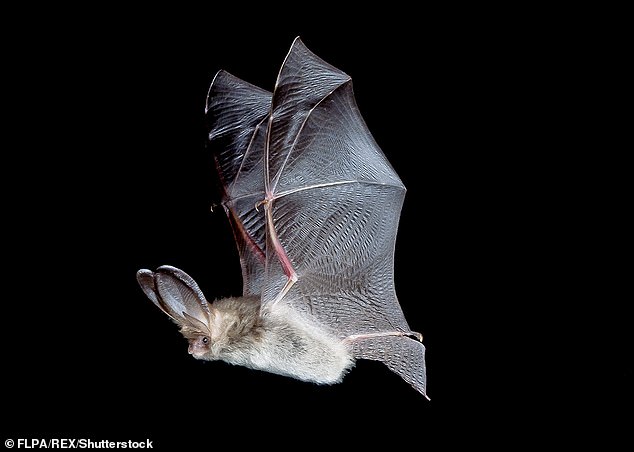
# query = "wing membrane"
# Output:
<box><xmin>266</xmin><ymin>38</ymin><xmax>351</xmax><ymax>193</ymax></box>
<box><xmin>207</xmin><ymin>39</ymin><xmax>410</xmax><ymax>337</ymax></box>
<box><xmin>263</xmin><ymin>182</ymin><xmax>408</xmax><ymax>336</ymax></box>
<box><xmin>205</xmin><ymin>70</ymin><xmax>271</xmax><ymax>296</ymax></box>
<box><xmin>261</xmin><ymin>39</ymin><xmax>408</xmax><ymax>337</ymax></box>
<box><xmin>206</xmin><ymin>38</ymin><xmax>426</xmax><ymax>396</ymax></box>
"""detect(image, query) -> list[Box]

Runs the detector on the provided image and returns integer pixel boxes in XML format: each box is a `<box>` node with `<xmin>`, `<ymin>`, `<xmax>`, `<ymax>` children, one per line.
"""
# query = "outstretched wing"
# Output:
<box><xmin>206</xmin><ymin>39</ymin><xmax>409</xmax><ymax>335</ymax></box>
<box><xmin>206</xmin><ymin>38</ymin><xmax>426</xmax><ymax>397</ymax></box>
<box><xmin>260</xmin><ymin>38</ymin><xmax>409</xmax><ymax>337</ymax></box>
<box><xmin>207</xmin><ymin>38</ymin><xmax>409</xmax><ymax>335</ymax></box>
<box><xmin>205</xmin><ymin>70</ymin><xmax>271</xmax><ymax>297</ymax></box>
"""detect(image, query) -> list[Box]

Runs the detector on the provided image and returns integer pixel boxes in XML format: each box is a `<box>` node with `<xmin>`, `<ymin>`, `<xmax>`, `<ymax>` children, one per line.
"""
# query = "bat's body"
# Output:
<box><xmin>193</xmin><ymin>295</ymin><xmax>353</xmax><ymax>384</ymax></box>
<box><xmin>137</xmin><ymin>38</ymin><xmax>429</xmax><ymax>398</ymax></box>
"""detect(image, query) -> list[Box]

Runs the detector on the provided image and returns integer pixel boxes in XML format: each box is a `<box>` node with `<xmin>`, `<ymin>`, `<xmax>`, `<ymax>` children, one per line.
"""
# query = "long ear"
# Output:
<box><xmin>136</xmin><ymin>266</ymin><xmax>211</xmax><ymax>330</ymax></box>
<box><xmin>136</xmin><ymin>269</ymin><xmax>163</xmax><ymax>310</ymax></box>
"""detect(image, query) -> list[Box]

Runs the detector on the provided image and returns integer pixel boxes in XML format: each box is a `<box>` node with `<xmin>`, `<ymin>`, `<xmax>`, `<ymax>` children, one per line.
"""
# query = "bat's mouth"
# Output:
<box><xmin>188</xmin><ymin>348</ymin><xmax>204</xmax><ymax>358</ymax></box>
<box><xmin>188</xmin><ymin>343</ymin><xmax>209</xmax><ymax>358</ymax></box>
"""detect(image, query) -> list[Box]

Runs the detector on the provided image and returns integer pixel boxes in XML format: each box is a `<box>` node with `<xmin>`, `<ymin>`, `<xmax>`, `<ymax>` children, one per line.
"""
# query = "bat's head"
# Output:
<box><xmin>136</xmin><ymin>266</ymin><xmax>213</xmax><ymax>359</ymax></box>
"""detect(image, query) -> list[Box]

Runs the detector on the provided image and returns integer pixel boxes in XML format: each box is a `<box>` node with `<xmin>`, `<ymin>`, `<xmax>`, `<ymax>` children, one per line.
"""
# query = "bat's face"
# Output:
<box><xmin>136</xmin><ymin>267</ymin><xmax>215</xmax><ymax>359</ymax></box>
<box><xmin>187</xmin><ymin>334</ymin><xmax>211</xmax><ymax>358</ymax></box>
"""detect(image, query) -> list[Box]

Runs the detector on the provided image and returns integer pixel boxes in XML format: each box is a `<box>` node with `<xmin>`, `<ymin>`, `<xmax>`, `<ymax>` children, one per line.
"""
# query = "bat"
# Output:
<box><xmin>137</xmin><ymin>37</ymin><xmax>428</xmax><ymax>398</ymax></box>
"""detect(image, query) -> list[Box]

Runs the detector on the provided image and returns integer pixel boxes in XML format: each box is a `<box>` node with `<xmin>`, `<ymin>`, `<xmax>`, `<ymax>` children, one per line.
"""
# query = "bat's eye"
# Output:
<box><xmin>201</xmin><ymin>336</ymin><xmax>209</xmax><ymax>345</ymax></box>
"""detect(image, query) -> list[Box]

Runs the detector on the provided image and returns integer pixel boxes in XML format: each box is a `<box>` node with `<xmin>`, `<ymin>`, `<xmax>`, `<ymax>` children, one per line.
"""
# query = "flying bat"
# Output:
<box><xmin>137</xmin><ymin>37</ymin><xmax>429</xmax><ymax>398</ymax></box>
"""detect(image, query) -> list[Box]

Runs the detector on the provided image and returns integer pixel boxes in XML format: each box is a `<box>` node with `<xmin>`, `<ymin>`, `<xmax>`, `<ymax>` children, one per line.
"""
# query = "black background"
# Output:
<box><xmin>3</xmin><ymin>7</ymin><xmax>631</xmax><ymax>449</ymax></box>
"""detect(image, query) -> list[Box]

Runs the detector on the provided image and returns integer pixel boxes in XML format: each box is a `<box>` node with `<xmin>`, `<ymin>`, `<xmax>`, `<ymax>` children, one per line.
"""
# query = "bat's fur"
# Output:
<box><xmin>185</xmin><ymin>296</ymin><xmax>355</xmax><ymax>384</ymax></box>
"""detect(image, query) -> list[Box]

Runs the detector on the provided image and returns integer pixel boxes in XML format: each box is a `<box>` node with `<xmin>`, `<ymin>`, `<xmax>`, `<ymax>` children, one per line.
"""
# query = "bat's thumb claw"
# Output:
<box><xmin>254</xmin><ymin>199</ymin><xmax>268</xmax><ymax>212</ymax></box>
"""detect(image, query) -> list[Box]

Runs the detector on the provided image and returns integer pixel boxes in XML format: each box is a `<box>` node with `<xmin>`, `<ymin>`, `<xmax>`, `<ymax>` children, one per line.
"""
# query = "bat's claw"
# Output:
<box><xmin>255</xmin><ymin>198</ymin><xmax>269</xmax><ymax>212</ymax></box>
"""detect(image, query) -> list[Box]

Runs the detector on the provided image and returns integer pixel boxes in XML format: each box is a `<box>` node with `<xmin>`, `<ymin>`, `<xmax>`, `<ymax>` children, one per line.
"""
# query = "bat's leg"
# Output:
<box><xmin>344</xmin><ymin>331</ymin><xmax>423</xmax><ymax>344</ymax></box>
<box><xmin>345</xmin><ymin>331</ymin><xmax>428</xmax><ymax>400</ymax></box>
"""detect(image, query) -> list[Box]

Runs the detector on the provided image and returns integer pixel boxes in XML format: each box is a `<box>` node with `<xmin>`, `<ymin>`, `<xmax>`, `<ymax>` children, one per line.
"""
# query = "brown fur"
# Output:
<box><xmin>174</xmin><ymin>297</ymin><xmax>258</xmax><ymax>345</ymax></box>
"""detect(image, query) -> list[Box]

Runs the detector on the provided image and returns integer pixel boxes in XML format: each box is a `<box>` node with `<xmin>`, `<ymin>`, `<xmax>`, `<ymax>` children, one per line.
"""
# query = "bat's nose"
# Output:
<box><xmin>188</xmin><ymin>344</ymin><xmax>195</xmax><ymax>355</ymax></box>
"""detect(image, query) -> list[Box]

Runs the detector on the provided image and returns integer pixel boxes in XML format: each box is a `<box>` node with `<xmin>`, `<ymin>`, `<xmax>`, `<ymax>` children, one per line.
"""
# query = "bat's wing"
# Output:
<box><xmin>205</xmin><ymin>70</ymin><xmax>271</xmax><ymax>296</ymax></box>
<box><xmin>263</xmin><ymin>39</ymin><xmax>426</xmax><ymax>396</ymax></box>
<box><xmin>261</xmin><ymin>39</ymin><xmax>408</xmax><ymax>331</ymax></box>
<box><xmin>206</xmin><ymin>38</ymin><xmax>427</xmax><ymax>396</ymax></box>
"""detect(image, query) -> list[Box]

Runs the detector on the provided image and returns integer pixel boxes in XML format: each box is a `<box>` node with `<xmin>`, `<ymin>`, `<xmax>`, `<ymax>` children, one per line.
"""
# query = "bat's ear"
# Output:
<box><xmin>136</xmin><ymin>266</ymin><xmax>211</xmax><ymax>331</ymax></box>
